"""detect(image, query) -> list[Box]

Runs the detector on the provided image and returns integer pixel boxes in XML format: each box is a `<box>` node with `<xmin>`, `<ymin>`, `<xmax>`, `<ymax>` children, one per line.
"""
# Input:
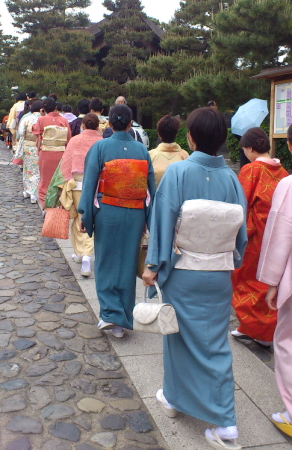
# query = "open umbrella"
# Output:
<box><xmin>231</xmin><ymin>98</ymin><xmax>269</xmax><ymax>136</ymax></box>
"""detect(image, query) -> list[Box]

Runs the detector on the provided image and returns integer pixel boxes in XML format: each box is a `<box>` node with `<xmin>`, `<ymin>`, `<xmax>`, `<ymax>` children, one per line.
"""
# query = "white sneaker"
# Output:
<box><xmin>81</xmin><ymin>256</ymin><xmax>91</xmax><ymax>277</ymax></box>
<box><xmin>72</xmin><ymin>253</ymin><xmax>82</xmax><ymax>263</ymax></box>
<box><xmin>230</xmin><ymin>329</ymin><xmax>253</xmax><ymax>343</ymax></box>
<box><xmin>110</xmin><ymin>326</ymin><xmax>125</xmax><ymax>338</ymax></box>
<box><xmin>156</xmin><ymin>389</ymin><xmax>178</xmax><ymax>418</ymax></box>
<box><xmin>23</xmin><ymin>191</ymin><xmax>30</xmax><ymax>199</ymax></box>
<box><xmin>98</xmin><ymin>320</ymin><xmax>115</xmax><ymax>330</ymax></box>
<box><xmin>30</xmin><ymin>195</ymin><xmax>37</xmax><ymax>204</ymax></box>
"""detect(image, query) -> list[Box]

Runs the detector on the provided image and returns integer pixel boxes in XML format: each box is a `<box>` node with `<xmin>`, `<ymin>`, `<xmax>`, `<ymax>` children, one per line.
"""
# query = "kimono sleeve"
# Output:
<box><xmin>145</xmin><ymin>151</ymin><xmax>156</xmax><ymax>229</ymax></box>
<box><xmin>238</xmin><ymin>164</ymin><xmax>256</xmax><ymax>205</ymax></box>
<box><xmin>77</xmin><ymin>142</ymin><xmax>102</xmax><ymax>237</ymax></box>
<box><xmin>146</xmin><ymin>164</ymin><xmax>181</xmax><ymax>273</ymax></box>
<box><xmin>229</xmin><ymin>173</ymin><xmax>248</xmax><ymax>269</ymax></box>
<box><xmin>257</xmin><ymin>181</ymin><xmax>292</xmax><ymax>286</ymax></box>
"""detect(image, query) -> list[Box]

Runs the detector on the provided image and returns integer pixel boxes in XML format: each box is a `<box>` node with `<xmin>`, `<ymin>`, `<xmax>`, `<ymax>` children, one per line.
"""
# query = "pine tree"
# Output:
<box><xmin>212</xmin><ymin>0</ymin><xmax>292</xmax><ymax>68</ymax></box>
<box><xmin>98</xmin><ymin>0</ymin><xmax>156</xmax><ymax>84</ymax></box>
<box><xmin>162</xmin><ymin>0</ymin><xmax>234</xmax><ymax>56</ymax></box>
<box><xmin>0</xmin><ymin>26</ymin><xmax>18</xmax><ymax>110</ymax></box>
<box><xmin>5</xmin><ymin>0</ymin><xmax>91</xmax><ymax>34</ymax></box>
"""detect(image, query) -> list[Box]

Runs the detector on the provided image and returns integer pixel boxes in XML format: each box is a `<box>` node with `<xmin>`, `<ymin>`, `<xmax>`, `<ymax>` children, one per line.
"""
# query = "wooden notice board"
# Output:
<box><xmin>272</xmin><ymin>79</ymin><xmax>292</xmax><ymax>138</ymax></box>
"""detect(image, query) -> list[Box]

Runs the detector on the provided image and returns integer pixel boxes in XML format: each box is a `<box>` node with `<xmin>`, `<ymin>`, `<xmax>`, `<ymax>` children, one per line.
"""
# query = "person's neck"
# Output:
<box><xmin>255</xmin><ymin>152</ymin><xmax>271</xmax><ymax>161</ymax></box>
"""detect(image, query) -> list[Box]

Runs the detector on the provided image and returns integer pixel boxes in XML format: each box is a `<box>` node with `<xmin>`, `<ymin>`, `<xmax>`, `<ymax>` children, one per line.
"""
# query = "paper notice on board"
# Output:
<box><xmin>287</xmin><ymin>116</ymin><xmax>292</xmax><ymax>126</ymax></box>
<box><xmin>287</xmin><ymin>90</ymin><xmax>292</xmax><ymax>100</ymax></box>
<box><xmin>281</xmin><ymin>89</ymin><xmax>286</xmax><ymax>101</ymax></box>
<box><xmin>286</xmin><ymin>103</ymin><xmax>291</xmax><ymax>116</ymax></box>
<box><xmin>280</xmin><ymin>103</ymin><xmax>285</xmax><ymax>118</ymax></box>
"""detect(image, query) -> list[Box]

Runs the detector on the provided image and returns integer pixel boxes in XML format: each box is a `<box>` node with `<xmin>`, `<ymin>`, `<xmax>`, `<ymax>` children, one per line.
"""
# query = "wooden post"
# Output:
<box><xmin>270</xmin><ymin>79</ymin><xmax>276</xmax><ymax>158</ymax></box>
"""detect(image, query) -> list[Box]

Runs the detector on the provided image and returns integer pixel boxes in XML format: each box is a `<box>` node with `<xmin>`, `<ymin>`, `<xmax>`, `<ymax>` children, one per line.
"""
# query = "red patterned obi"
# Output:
<box><xmin>98</xmin><ymin>159</ymin><xmax>148</xmax><ymax>209</ymax></box>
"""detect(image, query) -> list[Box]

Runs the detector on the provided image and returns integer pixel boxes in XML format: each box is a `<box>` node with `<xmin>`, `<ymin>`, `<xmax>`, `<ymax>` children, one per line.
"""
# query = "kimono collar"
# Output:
<box><xmin>188</xmin><ymin>151</ymin><xmax>227</xmax><ymax>168</ymax></box>
<box><xmin>255</xmin><ymin>156</ymin><xmax>281</xmax><ymax>166</ymax></box>
<box><xmin>111</xmin><ymin>131</ymin><xmax>133</xmax><ymax>141</ymax></box>
<box><xmin>47</xmin><ymin>112</ymin><xmax>61</xmax><ymax>117</ymax></box>
<box><xmin>156</xmin><ymin>142</ymin><xmax>183</xmax><ymax>153</ymax></box>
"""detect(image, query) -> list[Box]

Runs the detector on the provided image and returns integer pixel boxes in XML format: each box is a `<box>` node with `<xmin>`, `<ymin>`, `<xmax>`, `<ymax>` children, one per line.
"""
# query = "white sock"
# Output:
<box><xmin>82</xmin><ymin>256</ymin><xmax>91</xmax><ymax>272</ymax></box>
<box><xmin>205</xmin><ymin>426</ymin><xmax>238</xmax><ymax>441</ymax></box>
<box><xmin>272</xmin><ymin>411</ymin><xmax>292</xmax><ymax>424</ymax></box>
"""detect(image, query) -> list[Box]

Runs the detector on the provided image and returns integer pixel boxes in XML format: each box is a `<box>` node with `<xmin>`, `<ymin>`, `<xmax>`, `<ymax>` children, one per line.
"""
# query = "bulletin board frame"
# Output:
<box><xmin>271</xmin><ymin>78</ymin><xmax>292</xmax><ymax>139</ymax></box>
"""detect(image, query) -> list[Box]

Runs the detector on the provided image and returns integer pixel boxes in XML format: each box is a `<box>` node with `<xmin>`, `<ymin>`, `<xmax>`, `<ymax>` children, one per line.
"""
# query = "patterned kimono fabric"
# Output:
<box><xmin>32</xmin><ymin>112</ymin><xmax>71</xmax><ymax>208</ymax></box>
<box><xmin>78</xmin><ymin>132</ymin><xmax>156</xmax><ymax>329</ymax></box>
<box><xmin>20</xmin><ymin>113</ymin><xmax>41</xmax><ymax>196</ymax></box>
<box><xmin>145</xmin><ymin>151</ymin><xmax>247</xmax><ymax>426</ymax></box>
<box><xmin>232</xmin><ymin>158</ymin><xmax>288</xmax><ymax>341</ymax></box>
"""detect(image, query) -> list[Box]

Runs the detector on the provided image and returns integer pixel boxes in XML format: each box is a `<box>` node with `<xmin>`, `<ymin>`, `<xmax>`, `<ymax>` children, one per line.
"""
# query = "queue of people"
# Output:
<box><xmin>4</xmin><ymin>92</ymin><xmax>292</xmax><ymax>449</ymax></box>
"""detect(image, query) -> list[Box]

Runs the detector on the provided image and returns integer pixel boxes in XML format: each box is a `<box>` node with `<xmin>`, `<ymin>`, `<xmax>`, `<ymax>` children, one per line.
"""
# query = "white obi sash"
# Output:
<box><xmin>42</xmin><ymin>125</ymin><xmax>67</xmax><ymax>152</ymax></box>
<box><xmin>174</xmin><ymin>199</ymin><xmax>244</xmax><ymax>271</ymax></box>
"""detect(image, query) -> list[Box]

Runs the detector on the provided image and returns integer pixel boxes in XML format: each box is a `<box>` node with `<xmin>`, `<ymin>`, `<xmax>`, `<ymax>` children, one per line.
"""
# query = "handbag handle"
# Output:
<box><xmin>144</xmin><ymin>280</ymin><xmax>162</xmax><ymax>303</ymax></box>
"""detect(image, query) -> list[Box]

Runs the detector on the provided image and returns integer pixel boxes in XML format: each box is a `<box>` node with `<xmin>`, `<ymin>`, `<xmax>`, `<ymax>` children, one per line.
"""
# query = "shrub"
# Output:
<box><xmin>145</xmin><ymin>127</ymin><xmax>190</xmax><ymax>153</ymax></box>
<box><xmin>226</xmin><ymin>124</ymin><xmax>292</xmax><ymax>171</ymax></box>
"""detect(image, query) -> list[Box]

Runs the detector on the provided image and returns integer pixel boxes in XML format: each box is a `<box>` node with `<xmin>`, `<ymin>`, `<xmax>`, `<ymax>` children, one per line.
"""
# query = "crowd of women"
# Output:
<box><xmin>5</xmin><ymin>91</ymin><xmax>292</xmax><ymax>449</ymax></box>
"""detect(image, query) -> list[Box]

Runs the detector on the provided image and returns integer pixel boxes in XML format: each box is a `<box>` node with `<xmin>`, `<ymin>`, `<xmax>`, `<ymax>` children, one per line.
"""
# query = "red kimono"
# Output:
<box><xmin>232</xmin><ymin>157</ymin><xmax>288</xmax><ymax>341</ymax></box>
<box><xmin>32</xmin><ymin>112</ymin><xmax>71</xmax><ymax>207</ymax></box>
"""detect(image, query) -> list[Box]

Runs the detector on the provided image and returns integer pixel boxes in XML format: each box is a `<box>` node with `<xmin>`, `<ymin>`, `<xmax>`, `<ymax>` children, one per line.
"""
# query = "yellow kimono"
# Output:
<box><xmin>149</xmin><ymin>142</ymin><xmax>189</xmax><ymax>188</ymax></box>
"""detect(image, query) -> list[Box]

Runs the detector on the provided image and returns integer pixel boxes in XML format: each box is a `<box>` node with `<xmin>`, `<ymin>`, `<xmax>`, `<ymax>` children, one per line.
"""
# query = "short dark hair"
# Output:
<box><xmin>207</xmin><ymin>100</ymin><xmax>217</xmax><ymax>107</ymax></box>
<box><xmin>186</xmin><ymin>107</ymin><xmax>227</xmax><ymax>156</ymax></box>
<box><xmin>109</xmin><ymin>105</ymin><xmax>132</xmax><ymax>131</ymax></box>
<box><xmin>43</xmin><ymin>97</ymin><xmax>56</xmax><ymax>113</ymax></box>
<box><xmin>16</xmin><ymin>92</ymin><xmax>27</xmax><ymax>101</ymax></box>
<box><xmin>82</xmin><ymin>113</ymin><xmax>100</xmax><ymax>130</ymax></box>
<box><xmin>77</xmin><ymin>99</ymin><xmax>90</xmax><ymax>115</ymax></box>
<box><xmin>240</xmin><ymin>127</ymin><xmax>270</xmax><ymax>153</ymax></box>
<box><xmin>62</xmin><ymin>104</ymin><xmax>72</xmax><ymax>113</ymax></box>
<box><xmin>89</xmin><ymin>97</ymin><xmax>103</xmax><ymax>113</ymax></box>
<box><xmin>27</xmin><ymin>91</ymin><xmax>36</xmax><ymax>98</ymax></box>
<box><xmin>31</xmin><ymin>100</ymin><xmax>43</xmax><ymax>113</ymax></box>
<box><xmin>288</xmin><ymin>125</ymin><xmax>292</xmax><ymax>144</ymax></box>
<box><xmin>56</xmin><ymin>102</ymin><xmax>63</xmax><ymax>112</ymax></box>
<box><xmin>49</xmin><ymin>93</ymin><xmax>58</xmax><ymax>101</ymax></box>
<box><xmin>157</xmin><ymin>115</ymin><xmax>180</xmax><ymax>143</ymax></box>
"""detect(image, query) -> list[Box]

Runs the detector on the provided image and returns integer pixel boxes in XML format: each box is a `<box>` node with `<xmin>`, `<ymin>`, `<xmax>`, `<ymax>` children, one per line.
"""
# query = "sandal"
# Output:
<box><xmin>272</xmin><ymin>413</ymin><xmax>292</xmax><ymax>437</ymax></box>
<box><xmin>205</xmin><ymin>429</ymin><xmax>242</xmax><ymax>450</ymax></box>
<box><xmin>156</xmin><ymin>389</ymin><xmax>178</xmax><ymax>418</ymax></box>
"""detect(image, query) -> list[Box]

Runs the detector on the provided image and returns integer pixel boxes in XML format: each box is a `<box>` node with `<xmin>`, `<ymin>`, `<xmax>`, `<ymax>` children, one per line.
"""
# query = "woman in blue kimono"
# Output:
<box><xmin>143</xmin><ymin>107</ymin><xmax>247</xmax><ymax>450</ymax></box>
<box><xmin>78</xmin><ymin>105</ymin><xmax>155</xmax><ymax>338</ymax></box>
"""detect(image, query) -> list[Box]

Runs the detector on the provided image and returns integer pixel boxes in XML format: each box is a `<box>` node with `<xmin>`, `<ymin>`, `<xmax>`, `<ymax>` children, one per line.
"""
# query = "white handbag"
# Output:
<box><xmin>133</xmin><ymin>281</ymin><xmax>179</xmax><ymax>335</ymax></box>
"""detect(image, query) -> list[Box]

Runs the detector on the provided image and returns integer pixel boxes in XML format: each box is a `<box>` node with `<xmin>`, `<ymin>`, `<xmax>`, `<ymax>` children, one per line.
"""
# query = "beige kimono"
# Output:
<box><xmin>149</xmin><ymin>142</ymin><xmax>189</xmax><ymax>188</ymax></box>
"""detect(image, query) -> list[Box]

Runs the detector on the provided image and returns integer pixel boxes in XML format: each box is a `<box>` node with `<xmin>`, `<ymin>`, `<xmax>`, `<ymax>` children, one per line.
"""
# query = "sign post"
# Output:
<box><xmin>252</xmin><ymin>66</ymin><xmax>292</xmax><ymax>157</ymax></box>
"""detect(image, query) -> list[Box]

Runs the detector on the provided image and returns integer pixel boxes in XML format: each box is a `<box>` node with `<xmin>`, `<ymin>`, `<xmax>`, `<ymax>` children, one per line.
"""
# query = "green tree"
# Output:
<box><xmin>212</xmin><ymin>0</ymin><xmax>292</xmax><ymax>68</ymax></box>
<box><xmin>0</xmin><ymin>25</ymin><xmax>18</xmax><ymax>111</ymax></box>
<box><xmin>5</xmin><ymin>0</ymin><xmax>91</xmax><ymax>34</ymax></box>
<box><xmin>98</xmin><ymin>0</ymin><xmax>156</xmax><ymax>84</ymax></box>
<box><xmin>162</xmin><ymin>0</ymin><xmax>234</xmax><ymax>56</ymax></box>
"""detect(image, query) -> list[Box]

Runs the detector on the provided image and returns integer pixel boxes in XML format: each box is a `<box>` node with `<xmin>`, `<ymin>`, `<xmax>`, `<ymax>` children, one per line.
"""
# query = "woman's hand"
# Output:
<box><xmin>80</xmin><ymin>220</ymin><xmax>87</xmax><ymax>233</ymax></box>
<box><xmin>142</xmin><ymin>267</ymin><xmax>157</xmax><ymax>286</ymax></box>
<box><xmin>265</xmin><ymin>286</ymin><xmax>278</xmax><ymax>311</ymax></box>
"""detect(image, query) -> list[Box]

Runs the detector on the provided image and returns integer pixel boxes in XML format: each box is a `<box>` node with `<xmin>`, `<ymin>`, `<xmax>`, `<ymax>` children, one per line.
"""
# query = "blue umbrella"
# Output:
<box><xmin>231</xmin><ymin>98</ymin><xmax>269</xmax><ymax>136</ymax></box>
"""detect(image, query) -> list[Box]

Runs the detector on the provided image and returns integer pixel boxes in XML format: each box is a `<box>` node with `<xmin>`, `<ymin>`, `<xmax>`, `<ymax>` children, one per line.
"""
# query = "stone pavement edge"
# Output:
<box><xmin>0</xmin><ymin>142</ymin><xmax>169</xmax><ymax>450</ymax></box>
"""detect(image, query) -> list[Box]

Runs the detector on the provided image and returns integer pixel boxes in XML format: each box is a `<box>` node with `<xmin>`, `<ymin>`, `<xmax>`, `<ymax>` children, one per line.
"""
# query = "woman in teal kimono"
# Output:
<box><xmin>143</xmin><ymin>108</ymin><xmax>247</xmax><ymax>450</ymax></box>
<box><xmin>78</xmin><ymin>105</ymin><xmax>155</xmax><ymax>338</ymax></box>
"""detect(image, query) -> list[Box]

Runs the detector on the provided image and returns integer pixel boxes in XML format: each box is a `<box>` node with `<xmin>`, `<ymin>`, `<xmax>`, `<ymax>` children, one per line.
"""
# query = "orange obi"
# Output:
<box><xmin>98</xmin><ymin>159</ymin><xmax>148</xmax><ymax>209</ymax></box>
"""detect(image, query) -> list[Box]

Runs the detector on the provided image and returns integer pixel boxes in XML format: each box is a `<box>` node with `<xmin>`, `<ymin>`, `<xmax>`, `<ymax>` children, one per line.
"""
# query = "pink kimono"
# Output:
<box><xmin>257</xmin><ymin>174</ymin><xmax>292</xmax><ymax>419</ymax></box>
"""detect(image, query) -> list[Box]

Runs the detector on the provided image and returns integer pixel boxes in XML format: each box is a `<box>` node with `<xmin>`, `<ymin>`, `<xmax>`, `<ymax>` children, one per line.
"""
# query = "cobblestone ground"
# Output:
<box><xmin>0</xmin><ymin>142</ymin><xmax>168</xmax><ymax>450</ymax></box>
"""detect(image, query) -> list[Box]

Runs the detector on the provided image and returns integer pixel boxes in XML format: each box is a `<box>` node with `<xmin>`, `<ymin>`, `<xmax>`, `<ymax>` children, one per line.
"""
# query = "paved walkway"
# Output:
<box><xmin>0</xmin><ymin>143</ymin><xmax>168</xmax><ymax>450</ymax></box>
<box><xmin>0</xmin><ymin>141</ymin><xmax>291</xmax><ymax>449</ymax></box>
